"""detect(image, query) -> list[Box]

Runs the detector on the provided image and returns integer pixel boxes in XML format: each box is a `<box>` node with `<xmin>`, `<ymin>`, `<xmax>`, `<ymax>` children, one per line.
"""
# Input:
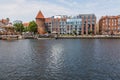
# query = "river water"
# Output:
<box><xmin>0</xmin><ymin>39</ymin><xmax>120</xmax><ymax>80</ymax></box>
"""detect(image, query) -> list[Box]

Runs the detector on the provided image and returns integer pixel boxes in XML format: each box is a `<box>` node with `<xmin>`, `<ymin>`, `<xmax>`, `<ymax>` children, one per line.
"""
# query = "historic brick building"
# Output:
<box><xmin>99</xmin><ymin>16</ymin><xmax>120</xmax><ymax>35</ymax></box>
<box><xmin>36</xmin><ymin>11</ymin><xmax>97</xmax><ymax>35</ymax></box>
<box><xmin>36</xmin><ymin>11</ymin><xmax>46</xmax><ymax>34</ymax></box>
<box><xmin>77</xmin><ymin>14</ymin><xmax>96</xmax><ymax>35</ymax></box>
<box><xmin>23</xmin><ymin>22</ymin><xmax>29</xmax><ymax>28</ymax></box>
<box><xmin>45</xmin><ymin>14</ymin><xmax>97</xmax><ymax>35</ymax></box>
<box><xmin>0</xmin><ymin>18</ymin><xmax>9</xmax><ymax>25</ymax></box>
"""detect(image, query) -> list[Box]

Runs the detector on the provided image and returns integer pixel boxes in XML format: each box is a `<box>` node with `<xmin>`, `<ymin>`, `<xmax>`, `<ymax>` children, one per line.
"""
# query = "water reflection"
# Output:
<box><xmin>0</xmin><ymin>39</ymin><xmax>120</xmax><ymax>80</ymax></box>
<box><xmin>50</xmin><ymin>43</ymin><xmax>64</xmax><ymax>65</ymax></box>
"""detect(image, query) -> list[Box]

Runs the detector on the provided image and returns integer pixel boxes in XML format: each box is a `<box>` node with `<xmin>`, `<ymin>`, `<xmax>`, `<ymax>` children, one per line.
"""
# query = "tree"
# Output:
<box><xmin>14</xmin><ymin>23</ymin><xmax>24</xmax><ymax>33</ymax></box>
<box><xmin>23</xmin><ymin>27</ymin><xmax>29</xmax><ymax>32</ymax></box>
<box><xmin>28</xmin><ymin>21</ymin><xmax>37</xmax><ymax>33</ymax></box>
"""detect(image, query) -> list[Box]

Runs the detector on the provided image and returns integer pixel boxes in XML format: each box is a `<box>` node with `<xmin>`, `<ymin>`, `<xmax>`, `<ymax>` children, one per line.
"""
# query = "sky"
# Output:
<box><xmin>0</xmin><ymin>0</ymin><xmax>120</xmax><ymax>23</ymax></box>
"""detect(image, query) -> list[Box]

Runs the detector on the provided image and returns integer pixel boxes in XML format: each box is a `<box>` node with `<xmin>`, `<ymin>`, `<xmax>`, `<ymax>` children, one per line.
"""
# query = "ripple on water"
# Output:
<box><xmin>0</xmin><ymin>39</ymin><xmax>120</xmax><ymax>80</ymax></box>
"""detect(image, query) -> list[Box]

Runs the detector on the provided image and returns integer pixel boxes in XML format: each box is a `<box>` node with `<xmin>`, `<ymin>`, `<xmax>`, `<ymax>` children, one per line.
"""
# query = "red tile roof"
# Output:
<box><xmin>45</xmin><ymin>18</ymin><xmax>52</xmax><ymax>22</ymax></box>
<box><xmin>36</xmin><ymin>11</ymin><xmax>44</xmax><ymax>19</ymax></box>
<box><xmin>0</xmin><ymin>19</ymin><xmax>9</xmax><ymax>25</ymax></box>
<box><xmin>23</xmin><ymin>22</ymin><xmax>29</xmax><ymax>27</ymax></box>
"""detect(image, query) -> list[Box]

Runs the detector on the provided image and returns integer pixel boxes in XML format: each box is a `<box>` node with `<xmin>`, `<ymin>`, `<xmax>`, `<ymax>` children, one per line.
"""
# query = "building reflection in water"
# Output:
<box><xmin>47</xmin><ymin>43</ymin><xmax>64</xmax><ymax>73</ymax></box>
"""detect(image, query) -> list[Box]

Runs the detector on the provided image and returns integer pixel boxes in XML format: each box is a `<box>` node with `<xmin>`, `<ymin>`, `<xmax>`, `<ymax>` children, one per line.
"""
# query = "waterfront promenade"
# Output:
<box><xmin>0</xmin><ymin>34</ymin><xmax>37</xmax><ymax>40</ymax></box>
<box><xmin>57</xmin><ymin>35</ymin><xmax>120</xmax><ymax>39</ymax></box>
<box><xmin>0</xmin><ymin>35</ymin><xmax>19</xmax><ymax>40</ymax></box>
<box><xmin>1</xmin><ymin>35</ymin><xmax>120</xmax><ymax>40</ymax></box>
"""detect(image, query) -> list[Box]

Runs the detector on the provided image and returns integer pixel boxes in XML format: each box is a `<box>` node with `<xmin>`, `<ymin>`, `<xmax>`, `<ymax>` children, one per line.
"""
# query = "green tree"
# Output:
<box><xmin>23</xmin><ymin>27</ymin><xmax>29</xmax><ymax>32</ymax></box>
<box><xmin>28</xmin><ymin>21</ymin><xmax>37</xmax><ymax>33</ymax></box>
<box><xmin>14</xmin><ymin>23</ymin><xmax>24</xmax><ymax>33</ymax></box>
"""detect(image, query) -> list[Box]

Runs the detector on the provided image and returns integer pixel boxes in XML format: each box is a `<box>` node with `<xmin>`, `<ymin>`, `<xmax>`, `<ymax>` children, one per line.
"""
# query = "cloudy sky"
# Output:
<box><xmin>0</xmin><ymin>0</ymin><xmax>120</xmax><ymax>22</ymax></box>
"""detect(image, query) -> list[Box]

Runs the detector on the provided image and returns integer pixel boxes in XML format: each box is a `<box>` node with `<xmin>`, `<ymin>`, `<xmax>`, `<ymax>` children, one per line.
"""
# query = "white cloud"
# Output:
<box><xmin>0</xmin><ymin>0</ymin><xmax>120</xmax><ymax>23</ymax></box>
<box><xmin>0</xmin><ymin>0</ymin><xmax>75</xmax><ymax>22</ymax></box>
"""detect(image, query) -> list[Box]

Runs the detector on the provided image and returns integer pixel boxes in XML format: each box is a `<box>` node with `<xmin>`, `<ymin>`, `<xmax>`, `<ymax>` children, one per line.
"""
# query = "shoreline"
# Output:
<box><xmin>57</xmin><ymin>37</ymin><xmax>120</xmax><ymax>39</ymax></box>
<box><xmin>37</xmin><ymin>35</ymin><xmax>120</xmax><ymax>39</ymax></box>
<box><xmin>1</xmin><ymin>35</ymin><xmax>120</xmax><ymax>40</ymax></box>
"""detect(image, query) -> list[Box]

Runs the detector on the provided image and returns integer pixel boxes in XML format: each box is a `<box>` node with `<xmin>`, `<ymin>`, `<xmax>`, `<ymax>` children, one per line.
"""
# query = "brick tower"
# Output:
<box><xmin>36</xmin><ymin>11</ymin><xmax>46</xmax><ymax>34</ymax></box>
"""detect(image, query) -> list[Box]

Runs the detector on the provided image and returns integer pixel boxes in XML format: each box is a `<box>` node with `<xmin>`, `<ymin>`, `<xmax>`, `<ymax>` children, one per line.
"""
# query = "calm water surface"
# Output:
<box><xmin>0</xmin><ymin>39</ymin><xmax>120</xmax><ymax>80</ymax></box>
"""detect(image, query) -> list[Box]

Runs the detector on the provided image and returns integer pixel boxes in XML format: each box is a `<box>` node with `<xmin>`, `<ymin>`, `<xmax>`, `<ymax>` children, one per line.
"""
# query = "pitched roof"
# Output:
<box><xmin>45</xmin><ymin>18</ymin><xmax>52</xmax><ymax>22</ymax></box>
<box><xmin>36</xmin><ymin>11</ymin><xmax>44</xmax><ymax>19</ymax></box>
<box><xmin>23</xmin><ymin>22</ymin><xmax>29</xmax><ymax>27</ymax></box>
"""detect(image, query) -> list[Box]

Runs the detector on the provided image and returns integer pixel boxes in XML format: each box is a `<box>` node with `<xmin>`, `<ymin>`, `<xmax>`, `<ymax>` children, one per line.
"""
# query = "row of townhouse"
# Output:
<box><xmin>99</xmin><ymin>16</ymin><xmax>120</xmax><ymax>35</ymax></box>
<box><xmin>36</xmin><ymin>11</ymin><xmax>120</xmax><ymax>35</ymax></box>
